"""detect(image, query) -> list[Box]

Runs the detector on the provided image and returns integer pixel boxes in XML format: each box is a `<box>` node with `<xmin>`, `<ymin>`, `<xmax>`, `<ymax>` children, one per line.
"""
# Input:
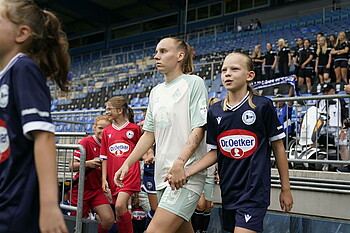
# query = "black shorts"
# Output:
<box><xmin>298</xmin><ymin>68</ymin><xmax>313</xmax><ymax>78</ymax></box>
<box><xmin>222</xmin><ymin>207</ymin><xmax>267</xmax><ymax>232</ymax></box>
<box><xmin>334</xmin><ymin>60</ymin><xmax>348</xmax><ymax>68</ymax></box>
<box><xmin>317</xmin><ymin>66</ymin><xmax>330</xmax><ymax>75</ymax></box>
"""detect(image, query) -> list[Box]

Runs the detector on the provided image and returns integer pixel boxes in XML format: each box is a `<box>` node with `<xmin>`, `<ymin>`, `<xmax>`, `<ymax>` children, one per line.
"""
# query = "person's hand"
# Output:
<box><xmin>102</xmin><ymin>179</ymin><xmax>109</xmax><ymax>193</ymax></box>
<box><xmin>262</xmin><ymin>67</ymin><xmax>265</xmax><ymax>73</ymax></box>
<box><xmin>279</xmin><ymin>189</ymin><xmax>293</xmax><ymax>212</ymax></box>
<box><xmin>86</xmin><ymin>159</ymin><xmax>102</xmax><ymax>168</ymax></box>
<box><xmin>315</xmin><ymin>67</ymin><xmax>318</xmax><ymax>73</ymax></box>
<box><xmin>144</xmin><ymin>151</ymin><xmax>155</xmax><ymax>164</ymax></box>
<box><xmin>114</xmin><ymin>165</ymin><xmax>130</xmax><ymax>187</ymax></box>
<box><xmin>271</xmin><ymin>65</ymin><xmax>275</xmax><ymax>70</ymax></box>
<box><xmin>330</xmin><ymin>48</ymin><xmax>336</xmax><ymax>54</ymax></box>
<box><xmin>40</xmin><ymin>205</ymin><xmax>68</xmax><ymax>233</ymax></box>
<box><xmin>344</xmin><ymin>84</ymin><xmax>350</xmax><ymax>94</ymax></box>
<box><xmin>326</xmin><ymin>64</ymin><xmax>330</xmax><ymax>69</ymax></box>
<box><xmin>288</xmin><ymin>62</ymin><xmax>291</xmax><ymax>67</ymax></box>
<box><xmin>301</xmin><ymin>63</ymin><xmax>305</xmax><ymax>69</ymax></box>
<box><xmin>164</xmin><ymin>163</ymin><xmax>188</xmax><ymax>190</ymax></box>
<box><xmin>215</xmin><ymin>171</ymin><xmax>220</xmax><ymax>184</ymax></box>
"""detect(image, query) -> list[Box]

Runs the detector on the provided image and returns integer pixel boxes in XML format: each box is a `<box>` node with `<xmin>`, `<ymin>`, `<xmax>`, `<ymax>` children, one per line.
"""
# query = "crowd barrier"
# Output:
<box><xmin>56</xmin><ymin>143</ymin><xmax>86</xmax><ymax>233</ymax></box>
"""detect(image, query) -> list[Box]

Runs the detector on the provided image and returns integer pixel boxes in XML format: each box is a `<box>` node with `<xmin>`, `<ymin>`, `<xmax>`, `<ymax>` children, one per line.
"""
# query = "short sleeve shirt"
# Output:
<box><xmin>143</xmin><ymin>74</ymin><xmax>208</xmax><ymax>195</ymax></box>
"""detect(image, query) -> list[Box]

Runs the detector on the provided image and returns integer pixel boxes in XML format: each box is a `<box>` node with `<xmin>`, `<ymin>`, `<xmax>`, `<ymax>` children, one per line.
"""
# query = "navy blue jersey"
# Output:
<box><xmin>278</xmin><ymin>46</ymin><xmax>290</xmax><ymax>63</ymax></box>
<box><xmin>334</xmin><ymin>41</ymin><xmax>349</xmax><ymax>61</ymax></box>
<box><xmin>207</xmin><ymin>94</ymin><xmax>285</xmax><ymax>209</ymax></box>
<box><xmin>0</xmin><ymin>54</ymin><xmax>54</xmax><ymax>232</ymax></box>
<box><xmin>262</xmin><ymin>50</ymin><xmax>277</xmax><ymax>66</ymax></box>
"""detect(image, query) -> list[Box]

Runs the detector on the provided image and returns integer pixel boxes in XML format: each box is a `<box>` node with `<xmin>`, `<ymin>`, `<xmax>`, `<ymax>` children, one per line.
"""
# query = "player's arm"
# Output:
<box><xmin>166</xmin><ymin>126</ymin><xmax>205</xmax><ymax>190</ymax></box>
<box><xmin>271</xmin><ymin>139</ymin><xmax>293</xmax><ymax>213</ymax></box>
<box><xmin>70</xmin><ymin>158</ymin><xmax>102</xmax><ymax>171</ymax></box>
<box><xmin>272</xmin><ymin>54</ymin><xmax>277</xmax><ymax>69</ymax></box>
<box><xmin>114</xmin><ymin>131</ymin><xmax>155</xmax><ymax>186</ymax></box>
<box><xmin>32</xmin><ymin>130</ymin><xmax>68</xmax><ymax>233</ymax></box>
<box><xmin>288</xmin><ymin>52</ymin><xmax>291</xmax><ymax>67</ymax></box>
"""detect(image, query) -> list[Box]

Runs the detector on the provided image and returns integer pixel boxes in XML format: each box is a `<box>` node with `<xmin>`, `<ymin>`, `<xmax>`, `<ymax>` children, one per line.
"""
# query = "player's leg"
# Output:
<box><xmin>146</xmin><ymin>187</ymin><xmax>200</xmax><ymax>233</ymax></box>
<box><xmin>114</xmin><ymin>191</ymin><xmax>133</xmax><ymax>233</ymax></box>
<box><xmin>93</xmin><ymin>204</ymin><xmax>115</xmax><ymax>233</ymax></box>
<box><xmin>192</xmin><ymin>193</ymin><xmax>205</xmax><ymax>232</ymax></box>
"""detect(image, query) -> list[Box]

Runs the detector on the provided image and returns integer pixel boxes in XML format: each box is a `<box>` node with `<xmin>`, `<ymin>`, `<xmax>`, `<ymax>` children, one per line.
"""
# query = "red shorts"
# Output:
<box><xmin>71</xmin><ymin>188</ymin><xmax>110</xmax><ymax>217</ymax></box>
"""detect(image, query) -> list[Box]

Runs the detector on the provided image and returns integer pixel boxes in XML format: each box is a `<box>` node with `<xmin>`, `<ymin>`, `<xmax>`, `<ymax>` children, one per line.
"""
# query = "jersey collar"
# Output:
<box><xmin>0</xmin><ymin>53</ymin><xmax>26</xmax><ymax>80</ymax></box>
<box><xmin>92</xmin><ymin>135</ymin><xmax>101</xmax><ymax>146</ymax></box>
<box><xmin>226</xmin><ymin>92</ymin><xmax>249</xmax><ymax>112</ymax></box>
<box><xmin>112</xmin><ymin>121</ymin><xmax>130</xmax><ymax>131</ymax></box>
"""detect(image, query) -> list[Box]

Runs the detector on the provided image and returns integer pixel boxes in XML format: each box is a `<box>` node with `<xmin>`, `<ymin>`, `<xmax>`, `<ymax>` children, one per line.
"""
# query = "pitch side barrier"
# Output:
<box><xmin>271</xmin><ymin>93</ymin><xmax>350</xmax><ymax>169</ymax></box>
<box><xmin>56</xmin><ymin>143</ymin><xmax>86</xmax><ymax>233</ymax></box>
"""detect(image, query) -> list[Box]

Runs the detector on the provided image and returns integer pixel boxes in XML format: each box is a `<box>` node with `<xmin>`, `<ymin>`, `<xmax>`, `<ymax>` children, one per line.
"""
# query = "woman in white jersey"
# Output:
<box><xmin>114</xmin><ymin>37</ymin><xmax>208</xmax><ymax>233</ymax></box>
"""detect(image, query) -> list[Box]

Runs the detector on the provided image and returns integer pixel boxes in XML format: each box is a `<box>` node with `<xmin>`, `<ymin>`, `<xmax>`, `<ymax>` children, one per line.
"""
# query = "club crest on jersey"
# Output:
<box><xmin>242</xmin><ymin>110</ymin><xmax>256</xmax><ymax>125</ymax></box>
<box><xmin>0</xmin><ymin>84</ymin><xmax>9</xmax><ymax>108</ymax></box>
<box><xmin>109</xmin><ymin>142</ymin><xmax>130</xmax><ymax>156</ymax></box>
<box><xmin>218</xmin><ymin>129</ymin><xmax>258</xmax><ymax>159</ymax></box>
<box><xmin>126</xmin><ymin>130</ymin><xmax>134</xmax><ymax>139</ymax></box>
<box><xmin>0</xmin><ymin>120</ymin><xmax>10</xmax><ymax>162</ymax></box>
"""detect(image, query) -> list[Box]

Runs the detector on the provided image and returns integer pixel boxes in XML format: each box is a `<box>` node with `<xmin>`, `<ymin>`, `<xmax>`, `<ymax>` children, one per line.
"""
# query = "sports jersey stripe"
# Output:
<box><xmin>207</xmin><ymin>144</ymin><xmax>217</xmax><ymax>150</ymax></box>
<box><xmin>112</xmin><ymin>121</ymin><xmax>130</xmax><ymax>131</ymax></box>
<box><xmin>23</xmin><ymin>121</ymin><xmax>55</xmax><ymax>140</ymax></box>
<box><xmin>268</xmin><ymin>132</ymin><xmax>285</xmax><ymax>142</ymax></box>
<box><xmin>226</xmin><ymin>92</ymin><xmax>249</xmax><ymax>112</ymax></box>
<box><xmin>92</xmin><ymin>135</ymin><xmax>101</xmax><ymax>146</ymax></box>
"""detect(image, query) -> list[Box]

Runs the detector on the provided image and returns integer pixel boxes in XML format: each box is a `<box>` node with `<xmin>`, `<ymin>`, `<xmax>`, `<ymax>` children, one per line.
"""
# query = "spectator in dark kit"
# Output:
<box><xmin>262</xmin><ymin>42</ymin><xmax>277</xmax><ymax>80</ymax></box>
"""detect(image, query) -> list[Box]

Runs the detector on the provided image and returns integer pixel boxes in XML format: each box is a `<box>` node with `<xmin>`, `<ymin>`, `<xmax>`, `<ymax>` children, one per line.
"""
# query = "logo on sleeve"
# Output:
<box><xmin>0</xmin><ymin>84</ymin><xmax>9</xmax><ymax>108</ymax></box>
<box><xmin>242</xmin><ymin>110</ymin><xmax>256</xmax><ymax>125</ymax></box>
<box><xmin>0</xmin><ymin>120</ymin><xmax>10</xmax><ymax>162</ymax></box>
<box><xmin>109</xmin><ymin>142</ymin><xmax>130</xmax><ymax>156</ymax></box>
<box><xmin>126</xmin><ymin>130</ymin><xmax>134</xmax><ymax>139</ymax></box>
<box><xmin>218</xmin><ymin>129</ymin><xmax>258</xmax><ymax>159</ymax></box>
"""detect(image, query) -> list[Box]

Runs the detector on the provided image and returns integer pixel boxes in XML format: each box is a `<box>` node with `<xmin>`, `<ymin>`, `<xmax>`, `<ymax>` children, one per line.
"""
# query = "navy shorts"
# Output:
<box><xmin>298</xmin><ymin>68</ymin><xmax>313</xmax><ymax>78</ymax></box>
<box><xmin>222</xmin><ymin>207</ymin><xmax>267</xmax><ymax>232</ymax></box>
<box><xmin>317</xmin><ymin>66</ymin><xmax>330</xmax><ymax>75</ymax></box>
<box><xmin>141</xmin><ymin>163</ymin><xmax>156</xmax><ymax>194</ymax></box>
<box><xmin>334</xmin><ymin>60</ymin><xmax>348</xmax><ymax>68</ymax></box>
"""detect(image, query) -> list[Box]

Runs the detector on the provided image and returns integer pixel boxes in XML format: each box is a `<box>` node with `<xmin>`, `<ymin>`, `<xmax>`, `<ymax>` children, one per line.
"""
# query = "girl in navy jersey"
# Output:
<box><xmin>315</xmin><ymin>36</ymin><xmax>332</xmax><ymax>85</ymax></box>
<box><xmin>175</xmin><ymin>52</ymin><xmax>293</xmax><ymax>233</ymax></box>
<box><xmin>0</xmin><ymin>0</ymin><xmax>69</xmax><ymax>232</ymax></box>
<box><xmin>277</xmin><ymin>38</ymin><xmax>291</xmax><ymax>77</ymax></box>
<box><xmin>70</xmin><ymin>116</ymin><xmax>114</xmax><ymax>233</ymax></box>
<box><xmin>251</xmin><ymin>45</ymin><xmax>264</xmax><ymax>81</ymax></box>
<box><xmin>330</xmin><ymin>31</ymin><xmax>349</xmax><ymax>84</ymax></box>
<box><xmin>297</xmin><ymin>39</ymin><xmax>315</xmax><ymax>93</ymax></box>
<box><xmin>101</xmin><ymin>96</ymin><xmax>142</xmax><ymax>233</ymax></box>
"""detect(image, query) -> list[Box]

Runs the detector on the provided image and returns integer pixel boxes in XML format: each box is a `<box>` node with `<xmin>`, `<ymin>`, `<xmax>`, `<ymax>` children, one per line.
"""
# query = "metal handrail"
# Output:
<box><xmin>57</xmin><ymin>144</ymin><xmax>86</xmax><ymax>233</ymax></box>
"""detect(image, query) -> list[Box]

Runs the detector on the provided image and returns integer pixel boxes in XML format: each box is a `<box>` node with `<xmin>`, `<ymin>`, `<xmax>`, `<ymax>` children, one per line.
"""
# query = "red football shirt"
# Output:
<box><xmin>100</xmin><ymin>122</ymin><xmax>141</xmax><ymax>196</ymax></box>
<box><xmin>73</xmin><ymin>135</ymin><xmax>102</xmax><ymax>190</ymax></box>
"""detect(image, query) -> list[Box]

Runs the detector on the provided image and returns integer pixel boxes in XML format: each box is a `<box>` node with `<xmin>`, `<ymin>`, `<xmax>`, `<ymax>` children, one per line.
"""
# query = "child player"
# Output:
<box><xmin>171</xmin><ymin>52</ymin><xmax>293</xmax><ymax>233</ymax></box>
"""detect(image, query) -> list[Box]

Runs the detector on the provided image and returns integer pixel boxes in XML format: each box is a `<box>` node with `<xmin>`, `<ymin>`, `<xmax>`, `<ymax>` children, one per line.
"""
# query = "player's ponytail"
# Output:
<box><xmin>169</xmin><ymin>37</ymin><xmax>194</xmax><ymax>74</ymax></box>
<box><xmin>2</xmin><ymin>0</ymin><xmax>70</xmax><ymax>91</ymax></box>
<box><xmin>126</xmin><ymin>106</ymin><xmax>135</xmax><ymax>123</ymax></box>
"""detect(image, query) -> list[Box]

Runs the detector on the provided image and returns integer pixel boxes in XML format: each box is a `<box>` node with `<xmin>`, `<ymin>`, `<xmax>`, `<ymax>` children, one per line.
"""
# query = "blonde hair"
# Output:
<box><xmin>94</xmin><ymin>115</ymin><xmax>111</xmax><ymax>126</ymax></box>
<box><xmin>221</xmin><ymin>52</ymin><xmax>257</xmax><ymax>111</ymax></box>
<box><xmin>208</xmin><ymin>97</ymin><xmax>220</xmax><ymax>107</ymax></box>
<box><xmin>277</xmin><ymin>39</ymin><xmax>287</xmax><ymax>50</ymax></box>
<box><xmin>252</xmin><ymin>45</ymin><xmax>261</xmax><ymax>58</ymax></box>
<box><xmin>317</xmin><ymin>36</ymin><xmax>328</xmax><ymax>55</ymax></box>
<box><xmin>107</xmin><ymin>96</ymin><xmax>135</xmax><ymax>123</ymax></box>
<box><xmin>168</xmin><ymin>37</ymin><xmax>194</xmax><ymax>74</ymax></box>
<box><xmin>2</xmin><ymin>0</ymin><xmax>70</xmax><ymax>91</ymax></box>
<box><xmin>334</xmin><ymin>31</ymin><xmax>347</xmax><ymax>48</ymax></box>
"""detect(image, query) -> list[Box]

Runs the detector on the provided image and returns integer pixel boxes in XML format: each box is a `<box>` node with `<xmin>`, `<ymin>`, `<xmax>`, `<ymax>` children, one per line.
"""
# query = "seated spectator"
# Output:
<box><xmin>318</xmin><ymin>84</ymin><xmax>349</xmax><ymax>171</ymax></box>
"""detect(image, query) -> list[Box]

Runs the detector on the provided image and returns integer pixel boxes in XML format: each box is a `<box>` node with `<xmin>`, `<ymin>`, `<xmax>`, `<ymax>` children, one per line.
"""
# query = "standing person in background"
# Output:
<box><xmin>169</xmin><ymin>52</ymin><xmax>293</xmax><ymax>233</ymax></box>
<box><xmin>69</xmin><ymin>116</ymin><xmax>114</xmax><ymax>233</ymax></box>
<box><xmin>251</xmin><ymin>45</ymin><xmax>264</xmax><ymax>81</ymax></box>
<box><xmin>315</xmin><ymin>36</ymin><xmax>332</xmax><ymax>85</ymax></box>
<box><xmin>114</xmin><ymin>37</ymin><xmax>208</xmax><ymax>233</ymax></box>
<box><xmin>0</xmin><ymin>0</ymin><xmax>69</xmax><ymax>232</ymax></box>
<box><xmin>262</xmin><ymin>42</ymin><xmax>277</xmax><ymax>80</ymax></box>
<box><xmin>328</xmin><ymin>34</ymin><xmax>337</xmax><ymax>48</ymax></box>
<box><xmin>101</xmin><ymin>96</ymin><xmax>142</xmax><ymax>233</ymax></box>
<box><xmin>277</xmin><ymin>38</ymin><xmax>291</xmax><ymax>77</ymax></box>
<box><xmin>298</xmin><ymin>39</ymin><xmax>315</xmax><ymax>93</ymax></box>
<box><xmin>293</xmin><ymin>37</ymin><xmax>304</xmax><ymax>77</ymax></box>
<box><xmin>330</xmin><ymin>31</ymin><xmax>349</xmax><ymax>88</ymax></box>
<box><xmin>191</xmin><ymin>97</ymin><xmax>220</xmax><ymax>233</ymax></box>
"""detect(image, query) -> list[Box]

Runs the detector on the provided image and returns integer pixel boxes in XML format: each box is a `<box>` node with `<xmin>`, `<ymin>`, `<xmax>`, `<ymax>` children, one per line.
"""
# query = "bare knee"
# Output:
<box><xmin>114</xmin><ymin>202</ymin><xmax>126</xmax><ymax>215</ymax></box>
<box><xmin>100</xmin><ymin>215</ymin><xmax>114</xmax><ymax>230</ymax></box>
